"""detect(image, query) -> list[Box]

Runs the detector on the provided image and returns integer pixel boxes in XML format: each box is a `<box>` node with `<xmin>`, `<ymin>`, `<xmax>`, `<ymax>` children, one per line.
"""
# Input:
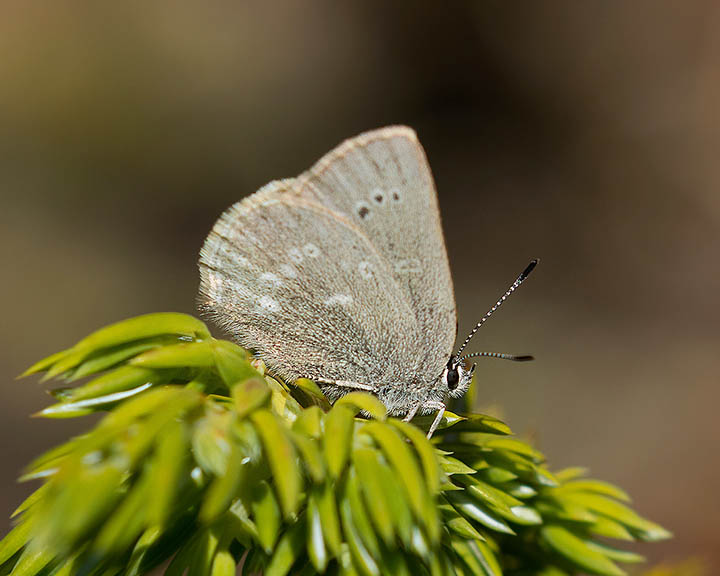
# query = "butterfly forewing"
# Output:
<box><xmin>298</xmin><ymin>127</ymin><xmax>456</xmax><ymax>371</ymax></box>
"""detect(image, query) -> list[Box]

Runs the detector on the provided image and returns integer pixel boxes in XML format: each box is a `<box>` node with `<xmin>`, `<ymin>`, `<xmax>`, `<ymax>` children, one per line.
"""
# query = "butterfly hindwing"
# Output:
<box><xmin>200</xmin><ymin>180</ymin><xmax>421</xmax><ymax>389</ymax></box>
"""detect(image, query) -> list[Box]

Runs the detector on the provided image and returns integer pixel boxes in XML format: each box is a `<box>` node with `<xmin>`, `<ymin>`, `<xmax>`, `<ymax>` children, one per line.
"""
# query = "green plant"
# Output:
<box><xmin>0</xmin><ymin>313</ymin><xmax>670</xmax><ymax>576</ymax></box>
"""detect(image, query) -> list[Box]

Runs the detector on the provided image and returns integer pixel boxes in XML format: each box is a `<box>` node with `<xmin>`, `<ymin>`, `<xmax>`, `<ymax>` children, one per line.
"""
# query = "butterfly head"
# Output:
<box><xmin>442</xmin><ymin>356</ymin><xmax>475</xmax><ymax>399</ymax></box>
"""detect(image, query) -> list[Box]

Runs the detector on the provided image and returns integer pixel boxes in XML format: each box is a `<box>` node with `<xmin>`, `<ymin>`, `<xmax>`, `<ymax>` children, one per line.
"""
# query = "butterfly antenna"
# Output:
<box><xmin>460</xmin><ymin>352</ymin><xmax>534</xmax><ymax>362</ymax></box>
<box><xmin>455</xmin><ymin>259</ymin><xmax>539</xmax><ymax>358</ymax></box>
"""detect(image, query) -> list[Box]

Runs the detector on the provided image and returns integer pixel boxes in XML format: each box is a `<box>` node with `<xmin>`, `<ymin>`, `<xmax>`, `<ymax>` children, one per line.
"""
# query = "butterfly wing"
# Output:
<box><xmin>200</xmin><ymin>180</ymin><xmax>422</xmax><ymax>388</ymax></box>
<box><xmin>297</xmin><ymin>126</ymin><xmax>456</xmax><ymax>370</ymax></box>
<box><xmin>199</xmin><ymin>127</ymin><xmax>456</xmax><ymax>406</ymax></box>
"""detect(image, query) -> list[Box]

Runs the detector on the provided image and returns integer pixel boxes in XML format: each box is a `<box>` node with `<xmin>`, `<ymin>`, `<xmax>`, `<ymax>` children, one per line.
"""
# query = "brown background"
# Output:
<box><xmin>1</xmin><ymin>1</ymin><xmax>718</xmax><ymax>570</ymax></box>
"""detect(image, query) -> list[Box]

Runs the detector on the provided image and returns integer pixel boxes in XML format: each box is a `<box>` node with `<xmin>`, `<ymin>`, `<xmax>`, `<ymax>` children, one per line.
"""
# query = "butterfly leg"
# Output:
<box><xmin>402</xmin><ymin>403</ymin><xmax>421</xmax><ymax>422</ymax></box>
<box><xmin>424</xmin><ymin>401</ymin><xmax>446</xmax><ymax>439</ymax></box>
<box><xmin>403</xmin><ymin>400</ymin><xmax>446</xmax><ymax>439</ymax></box>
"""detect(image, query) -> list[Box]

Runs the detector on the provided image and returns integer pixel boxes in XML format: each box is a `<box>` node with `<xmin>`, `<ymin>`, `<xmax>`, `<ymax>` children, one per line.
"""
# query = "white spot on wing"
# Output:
<box><xmin>208</xmin><ymin>272</ymin><xmax>223</xmax><ymax>295</ymax></box>
<box><xmin>258</xmin><ymin>296</ymin><xmax>280</xmax><ymax>312</ymax></box>
<box><xmin>258</xmin><ymin>197</ymin><xmax>281</xmax><ymax>207</ymax></box>
<box><xmin>278</xmin><ymin>264</ymin><xmax>297</xmax><ymax>279</ymax></box>
<box><xmin>303</xmin><ymin>243</ymin><xmax>320</xmax><ymax>258</ymax></box>
<box><xmin>259</xmin><ymin>272</ymin><xmax>283</xmax><ymax>288</ymax></box>
<box><xmin>288</xmin><ymin>248</ymin><xmax>304</xmax><ymax>264</ymax></box>
<box><xmin>324</xmin><ymin>294</ymin><xmax>353</xmax><ymax>306</ymax></box>
<box><xmin>358</xmin><ymin>261</ymin><xmax>373</xmax><ymax>279</ymax></box>
<box><xmin>395</xmin><ymin>258</ymin><xmax>422</xmax><ymax>274</ymax></box>
<box><xmin>236</xmin><ymin>256</ymin><xmax>251</xmax><ymax>268</ymax></box>
<box><xmin>242</xmin><ymin>232</ymin><xmax>259</xmax><ymax>246</ymax></box>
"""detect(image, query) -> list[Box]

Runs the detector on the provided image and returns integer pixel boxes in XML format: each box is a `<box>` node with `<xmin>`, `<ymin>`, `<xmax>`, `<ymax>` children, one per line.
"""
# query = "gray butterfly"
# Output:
<box><xmin>198</xmin><ymin>126</ymin><xmax>535</xmax><ymax>437</ymax></box>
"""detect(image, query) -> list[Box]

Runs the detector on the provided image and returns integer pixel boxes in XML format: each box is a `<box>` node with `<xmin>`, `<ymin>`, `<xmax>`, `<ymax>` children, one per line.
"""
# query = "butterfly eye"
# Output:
<box><xmin>446</xmin><ymin>367</ymin><xmax>460</xmax><ymax>390</ymax></box>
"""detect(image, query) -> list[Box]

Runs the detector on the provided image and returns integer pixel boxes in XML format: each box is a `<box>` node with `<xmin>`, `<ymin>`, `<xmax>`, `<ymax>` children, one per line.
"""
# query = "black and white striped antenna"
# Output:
<box><xmin>460</xmin><ymin>351</ymin><xmax>534</xmax><ymax>362</ymax></box>
<box><xmin>454</xmin><ymin>259</ymin><xmax>539</xmax><ymax>359</ymax></box>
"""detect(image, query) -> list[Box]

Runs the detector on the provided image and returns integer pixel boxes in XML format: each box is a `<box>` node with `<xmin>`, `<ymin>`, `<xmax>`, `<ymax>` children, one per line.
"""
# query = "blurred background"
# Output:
<box><xmin>1</xmin><ymin>1</ymin><xmax>718</xmax><ymax>570</ymax></box>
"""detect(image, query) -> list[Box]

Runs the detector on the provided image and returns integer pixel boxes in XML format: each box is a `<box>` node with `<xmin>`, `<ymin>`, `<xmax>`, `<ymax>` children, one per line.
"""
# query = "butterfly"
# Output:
<box><xmin>199</xmin><ymin>126</ymin><xmax>535</xmax><ymax>437</ymax></box>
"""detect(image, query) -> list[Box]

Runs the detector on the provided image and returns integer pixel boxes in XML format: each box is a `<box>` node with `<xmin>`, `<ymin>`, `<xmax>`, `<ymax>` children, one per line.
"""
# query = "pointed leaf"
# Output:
<box><xmin>448</xmin><ymin>414</ymin><xmax>512</xmax><ymax>435</ymax></box>
<box><xmin>555</xmin><ymin>466</ymin><xmax>589</xmax><ymax>481</ymax></box>
<box><xmin>37</xmin><ymin>382</ymin><xmax>154</xmax><ymax>418</ymax></box>
<box><xmin>290</xmin><ymin>431</ymin><xmax>325</xmax><ymax>483</ymax></box>
<box><xmin>226</xmin><ymin>499</ymin><xmax>258</xmax><ymax>546</ymax></box>
<box><xmin>411</xmin><ymin>410</ymin><xmax>465</xmax><ymax>432</ymax></box>
<box><xmin>339</xmin><ymin>498</ymin><xmax>380</xmax><ymax>576</ymax></box>
<box><xmin>131</xmin><ymin>341</ymin><xmax>214</xmax><ymax>369</ymax></box>
<box><xmin>315</xmin><ymin>484</ymin><xmax>342</xmax><ymax>558</ymax></box>
<box><xmin>148</xmin><ymin>419</ymin><xmax>189</xmax><ymax>526</ymax></box>
<box><xmin>479</xmin><ymin>467</ymin><xmax>517</xmax><ymax>484</ymax></box>
<box><xmin>559</xmin><ymin>479</ymin><xmax>631</xmax><ymax>502</ymax></box>
<box><xmin>0</xmin><ymin>518</ymin><xmax>33</xmax><ymax>565</ymax></box>
<box><xmin>439</xmin><ymin>503</ymin><xmax>486</xmax><ymax>541</ymax></box>
<box><xmin>251</xmin><ymin>410</ymin><xmax>301</xmax><ymax>518</ymax></box>
<box><xmin>211</xmin><ymin>549</ymin><xmax>237</xmax><ymax>576</ymax></box>
<box><xmin>446</xmin><ymin>492</ymin><xmax>515</xmax><ymax>535</ymax></box>
<box><xmin>294</xmin><ymin>378</ymin><xmax>332</xmax><ymax>410</ymax></box>
<box><xmin>293</xmin><ymin>406</ymin><xmax>323</xmax><ymax>439</ymax></box>
<box><xmin>324</xmin><ymin>405</ymin><xmax>355</xmax><ymax>480</ymax></box>
<box><xmin>251</xmin><ymin>481</ymin><xmax>281</xmax><ymax>554</ymax></box>
<box><xmin>589</xmin><ymin>517</ymin><xmax>635</xmax><ymax>540</ymax></box>
<box><xmin>4</xmin><ymin>545</ymin><xmax>53</xmax><ymax>576</ymax></box>
<box><xmin>452</xmin><ymin>538</ymin><xmax>502</xmax><ymax>576</ymax></box>
<box><xmin>265</xmin><ymin>376</ymin><xmax>303</xmax><ymax>421</ymax></box>
<box><xmin>585</xmin><ymin>541</ymin><xmax>645</xmax><ymax>564</ymax></box>
<box><xmin>440</xmin><ymin>456</ymin><xmax>477</xmax><ymax>476</ymax></box>
<box><xmin>59</xmin><ymin>366</ymin><xmax>159</xmax><ymax>402</ymax></box>
<box><xmin>232</xmin><ymin>377</ymin><xmax>270</xmax><ymax>419</ymax></box>
<box><xmin>200</xmin><ymin>443</ymin><xmax>248</xmax><ymax>523</ymax></box>
<box><xmin>507</xmin><ymin>505</ymin><xmax>542</xmax><ymax>525</ymax></box>
<box><xmin>187</xmin><ymin>527</ymin><xmax>220</xmax><ymax>576</ymax></box>
<box><xmin>561</xmin><ymin>493</ymin><xmax>670</xmax><ymax>539</ymax></box>
<box><xmin>361</xmin><ymin>423</ymin><xmax>427</xmax><ymax>525</ymax></box>
<box><xmin>68</xmin><ymin>340</ymin><xmax>167</xmax><ymax>381</ymax></box>
<box><xmin>536</xmin><ymin>500</ymin><xmax>598</xmax><ymax>524</ymax></box>
<box><xmin>211</xmin><ymin>340</ymin><xmax>257</xmax><ymax>386</ymax></box>
<box><xmin>265</xmin><ymin>522</ymin><xmax>305</xmax><ymax>576</ymax></box>
<box><xmin>540</xmin><ymin>525</ymin><xmax>626</xmax><ymax>576</ymax></box>
<box><xmin>344</xmin><ymin>470</ymin><xmax>381</xmax><ymax>558</ymax></box>
<box><xmin>351</xmin><ymin>448</ymin><xmax>395</xmax><ymax>546</ymax></box>
<box><xmin>192</xmin><ymin>412</ymin><xmax>233</xmax><ymax>477</ymax></box>
<box><xmin>484</xmin><ymin>437</ymin><xmax>543</xmax><ymax>462</ymax></box>
<box><xmin>335</xmin><ymin>392</ymin><xmax>387</xmax><ymax>420</ymax></box>
<box><xmin>388</xmin><ymin>419</ymin><xmax>440</xmax><ymax>493</ymax></box>
<box><xmin>455</xmin><ymin>475</ymin><xmax>523</xmax><ymax>513</ymax></box>
<box><xmin>21</xmin><ymin>348</ymin><xmax>71</xmax><ymax>377</ymax></box>
<box><xmin>306</xmin><ymin>493</ymin><xmax>328</xmax><ymax>572</ymax></box>
<box><xmin>74</xmin><ymin>313</ymin><xmax>209</xmax><ymax>353</ymax></box>
<box><xmin>11</xmin><ymin>485</ymin><xmax>48</xmax><ymax>519</ymax></box>
<box><xmin>92</xmin><ymin>473</ymin><xmax>150</xmax><ymax>555</ymax></box>
<box><xmin>505</xmin><ymin>482</ymin><xmax>537</xmax><ymax>500</ymax></box>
